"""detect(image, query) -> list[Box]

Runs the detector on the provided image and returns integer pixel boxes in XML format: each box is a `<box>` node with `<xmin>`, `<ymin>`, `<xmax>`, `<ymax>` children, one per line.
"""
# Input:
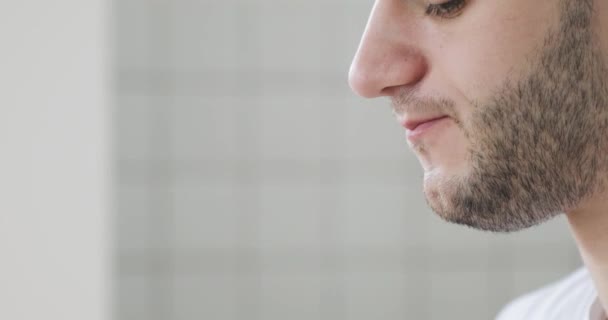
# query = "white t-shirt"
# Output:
<box><xmin>496</xmin><ymin>267</ymin><xmax>606</xmax><ymax>320</ymax></box>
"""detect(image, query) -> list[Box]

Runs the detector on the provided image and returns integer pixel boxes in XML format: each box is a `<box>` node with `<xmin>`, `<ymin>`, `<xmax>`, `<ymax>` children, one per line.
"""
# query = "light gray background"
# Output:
<box><xmin>114</xmin><ymin>0</ymin><xmax>582</xmax><ymax>319</ymax></box>
<box><xmin>1</xmin><ymin>1</ymin><xmax>109</xmax><ymax>319</ymax></box>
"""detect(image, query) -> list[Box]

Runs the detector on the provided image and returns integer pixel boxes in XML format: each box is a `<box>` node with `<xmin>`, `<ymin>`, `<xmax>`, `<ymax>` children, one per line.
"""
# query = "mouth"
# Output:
<box><xmin>402</xmin><ymin>115</ymin><xmax>450</xmax><ymax>131</ymax></box>
<box><xmin>403</xmin><ymin>116</ymin><xmax>451</xmax><ymax>141</ymax></box>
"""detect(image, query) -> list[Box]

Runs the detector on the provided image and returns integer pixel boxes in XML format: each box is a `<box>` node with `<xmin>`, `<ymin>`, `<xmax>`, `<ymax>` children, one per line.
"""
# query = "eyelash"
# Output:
<box><xmin>425</xmin><ymin>0</ymin><xmax>467</xmax><ymax>19</ymax></box>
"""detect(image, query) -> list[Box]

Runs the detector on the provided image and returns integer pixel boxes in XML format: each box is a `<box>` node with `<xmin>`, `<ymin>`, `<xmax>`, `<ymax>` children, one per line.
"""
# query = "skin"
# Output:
<box><xmin>349</xmin><ymin>0</ymin><xmax>608</xmax><ymax>315</ymax></box>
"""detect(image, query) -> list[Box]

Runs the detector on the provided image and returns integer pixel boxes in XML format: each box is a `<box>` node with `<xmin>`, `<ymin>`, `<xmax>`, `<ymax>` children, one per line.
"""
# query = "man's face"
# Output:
<box><xmin>349</xmin><ymin>0</ymin><xmax>608</xmax><ymax>232</ymax></box>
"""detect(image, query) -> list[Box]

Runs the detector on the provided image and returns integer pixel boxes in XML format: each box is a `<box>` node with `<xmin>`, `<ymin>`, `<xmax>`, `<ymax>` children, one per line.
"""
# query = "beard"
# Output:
<box><xmin>421</xmin><ymin>0</ymin><xmax>608</xmax><ymax>232</ymax></box>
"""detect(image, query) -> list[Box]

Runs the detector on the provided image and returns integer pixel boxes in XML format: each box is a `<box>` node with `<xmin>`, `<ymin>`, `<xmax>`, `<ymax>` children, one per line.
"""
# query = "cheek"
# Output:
<box><xmin>594</xmin><ymin>0</ymin><xmax>608</xmax><ymax>63</ymax></box>
<box><xmin>430</xmin><ymin>0</ymin><xmax>561</xmax><ymax>108</ymax></box>
<box><xmin>437</xmin><ymin>122</ymin><xmax>469</xmax><ymax>171</ymax></box>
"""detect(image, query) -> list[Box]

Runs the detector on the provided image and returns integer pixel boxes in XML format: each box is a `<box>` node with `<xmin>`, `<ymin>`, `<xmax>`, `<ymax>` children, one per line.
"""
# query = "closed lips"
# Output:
<box><xmin>403</xmin><ymin>115</ymin><xmax>449</xmax><ymax>131</ymax></box>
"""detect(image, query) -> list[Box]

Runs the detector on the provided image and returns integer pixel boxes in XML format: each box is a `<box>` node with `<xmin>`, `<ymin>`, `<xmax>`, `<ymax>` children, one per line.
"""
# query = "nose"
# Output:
<box><xmin>348</xmin><ymin>1</ymin><xmax>428</xmax><ymax>98</ymax></box>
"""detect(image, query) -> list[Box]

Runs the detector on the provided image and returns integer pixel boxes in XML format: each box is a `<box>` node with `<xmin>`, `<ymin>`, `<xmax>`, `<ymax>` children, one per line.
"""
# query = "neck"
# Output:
<box><xmin>566</xmin><ymin>194</ymin><xmax>608</xmax><ymax>317</ymax></box>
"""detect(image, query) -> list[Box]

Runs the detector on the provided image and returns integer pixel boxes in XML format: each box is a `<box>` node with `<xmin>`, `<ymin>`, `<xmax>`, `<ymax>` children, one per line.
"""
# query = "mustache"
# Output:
<box><xmin>391</xmin><ymin>89</ymin><xmax>456</xmax><ymax>117</ymax></box>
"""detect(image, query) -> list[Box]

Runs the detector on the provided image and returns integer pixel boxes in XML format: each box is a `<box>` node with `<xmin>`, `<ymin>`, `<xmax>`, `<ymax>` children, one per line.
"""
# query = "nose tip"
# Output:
<box><xmin>348</xmin><ymin>59</ymin><xmax>382</xmax><ymax>99</ymax></box>
<box><xmin>349</xmin><ymin>47</ymin><xmax>428</xmax><ymax>99</ymax></box>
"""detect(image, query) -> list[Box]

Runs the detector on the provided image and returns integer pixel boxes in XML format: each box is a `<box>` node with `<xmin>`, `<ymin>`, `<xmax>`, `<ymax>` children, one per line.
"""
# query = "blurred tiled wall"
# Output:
<box><xmin>114</xmin><ymin>0</ymin><xmax>582</xmax><ymax>319</ymax></box>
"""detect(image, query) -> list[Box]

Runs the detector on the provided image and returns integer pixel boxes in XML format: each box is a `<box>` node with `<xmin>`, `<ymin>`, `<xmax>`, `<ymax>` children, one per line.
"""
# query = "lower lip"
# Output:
<box><xmin>406</xmin><ymin>116</ymin><xmax>450</xmax><ymax>140</ymax></box>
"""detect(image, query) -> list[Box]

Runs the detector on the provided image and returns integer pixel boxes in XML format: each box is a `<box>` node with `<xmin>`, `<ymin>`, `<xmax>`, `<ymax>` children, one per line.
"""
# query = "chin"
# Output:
<box><xmin>421</xmin><ymin>167</ymin><xmax>561</xmax><ymax>233</ymax></box>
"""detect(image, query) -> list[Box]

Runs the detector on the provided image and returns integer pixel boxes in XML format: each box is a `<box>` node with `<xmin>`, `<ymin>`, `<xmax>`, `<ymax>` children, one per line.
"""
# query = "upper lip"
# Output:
<box><xmin>401</xmin><ymin>115</ymin><xmax>449</xmax><ymax>131</ymax></box>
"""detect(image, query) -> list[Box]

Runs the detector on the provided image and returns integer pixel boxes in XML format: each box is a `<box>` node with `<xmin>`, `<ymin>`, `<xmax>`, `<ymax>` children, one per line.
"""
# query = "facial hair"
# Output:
<box><xmin>424</xmin><ymin>0</ymin><xmax>608</xmax><ymax>232</ymax></box>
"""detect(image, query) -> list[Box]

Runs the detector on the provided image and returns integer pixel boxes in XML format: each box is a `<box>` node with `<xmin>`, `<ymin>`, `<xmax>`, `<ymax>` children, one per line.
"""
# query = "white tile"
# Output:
<box><xmin>344</xmin><ymin>271</ymin><xmax>420</xmax><ymax>319</ymax></box>
<box><xmin>116</xmin><ymin>95</ymin><xmax>152</xmax><ymax>162</ymax></box>
<box><xmin>342</xmin><ymin>97</ymin><xmax>410</xmax><ymax>159</ymax></box>
<box><xmin>429</xmin><ymin>271</ymin><xmax>492</xmax><ymax>320</ymax></box>
<box><xmin>337</xmin><ymin>184</ymin><xmax>419</xmax><ymax>248</ymax></box>
<box><xmin>318</xmin><ymin>4</ymin><xmax>372</xmax><ymax>75</ymax></box>
<box><xmin>427</xmin><ymin>247</ymin><xmax>491</xmax><ymax>272</ymax></box>
<box><xmin>509</xmin><ymin>244</ymin><xmax>579</xmax><ymax>270</ymax></box>
<box><xmin>144</xmin><ymin>1</ymin><xmax>174</xmax><ymax>70</ymax></box>
<box><xmin>116</xmin><ymin>274</ymin><xmax>149</xmax><ymax>320</ymax></box>
<box><xmin>257</xmin><ymin>183</ymin><xmax>323</xmax><ymax>250</ymax></box>
<box><xmin>172</xmin><ymin>181</ymin><xmax>239</xmax><ymax>250</ymax></box>
<box><xmin>339</xmin><ymin>157</ymin><xmax>421</xmax><ymax>187</ymax></box>
<box><xmin>259</xmin><ymin>273</ymin><xmax>322</xmax><ymax>320</ymax></box>
<box><xmin>116</xmin><ymin>184</ymin><xmax>150</xmax><ymax>251</ymax></box>
<box><xmin>257</xmin><ymin>3</ymin><xmax>323</xmax><ymax>73</ymax></box>
<box><xmin>171</xmin><ymin>97</ymin><xmax>240</xmax><ymax>161</ymax></box>
<box><xmin>510</xmin><ymin>214</ymin><xmax>573</xmax><ymax>247</ymax></box>
<box><xmin>172</xmin><ymin>273</ymin><xmax>238</xmax><ymax>320</ymax></box>
<box><xmin>427</xmin><ymin>214</ymin><xmax>494</xmax><ymax>250</ymax></box>
<box><xmin>171</xmin><ymin>1</ymin><xmax>241</xmax><ymax>71</ymax></box>
<box><xmin>115</xmin><ymin>0</ymin><xmax>152</xmax><ymax>70</ymax></box>
<box><xmin>258</xmin><ymin>96</ymin><xmax>324</xmax><ymax>160</ymax></box>
<box><xmin>146</xmin><ymin>96</ymin><xmax>174</xmax><ymax>162</ymax></box>
<box><xmin>312</xmin><ymin>98</ymin><xmax>353</xmax><ymax>159</ymax></box>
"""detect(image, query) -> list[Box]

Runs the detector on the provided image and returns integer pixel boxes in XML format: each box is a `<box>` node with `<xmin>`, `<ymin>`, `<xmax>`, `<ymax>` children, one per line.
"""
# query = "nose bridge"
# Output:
<box><xmin>349</xmin><ymin>0</ymin><xmax>427</xmax><ymax>98</ymax></box>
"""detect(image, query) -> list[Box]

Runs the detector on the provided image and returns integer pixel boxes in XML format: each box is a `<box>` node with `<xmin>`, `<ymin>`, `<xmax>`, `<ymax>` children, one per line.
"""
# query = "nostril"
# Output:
<box><xmin>381</xmin><ymin>86</ymin><xmax>398</xmax><ymax>97</ymax></box>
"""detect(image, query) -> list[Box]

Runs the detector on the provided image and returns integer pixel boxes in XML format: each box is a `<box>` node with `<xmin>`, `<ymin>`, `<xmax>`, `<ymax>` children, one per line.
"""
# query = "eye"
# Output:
<box><xmin>425</xmin><ymin>0</ymin><xmax>467</xmax><ymax>19</ymax></box>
